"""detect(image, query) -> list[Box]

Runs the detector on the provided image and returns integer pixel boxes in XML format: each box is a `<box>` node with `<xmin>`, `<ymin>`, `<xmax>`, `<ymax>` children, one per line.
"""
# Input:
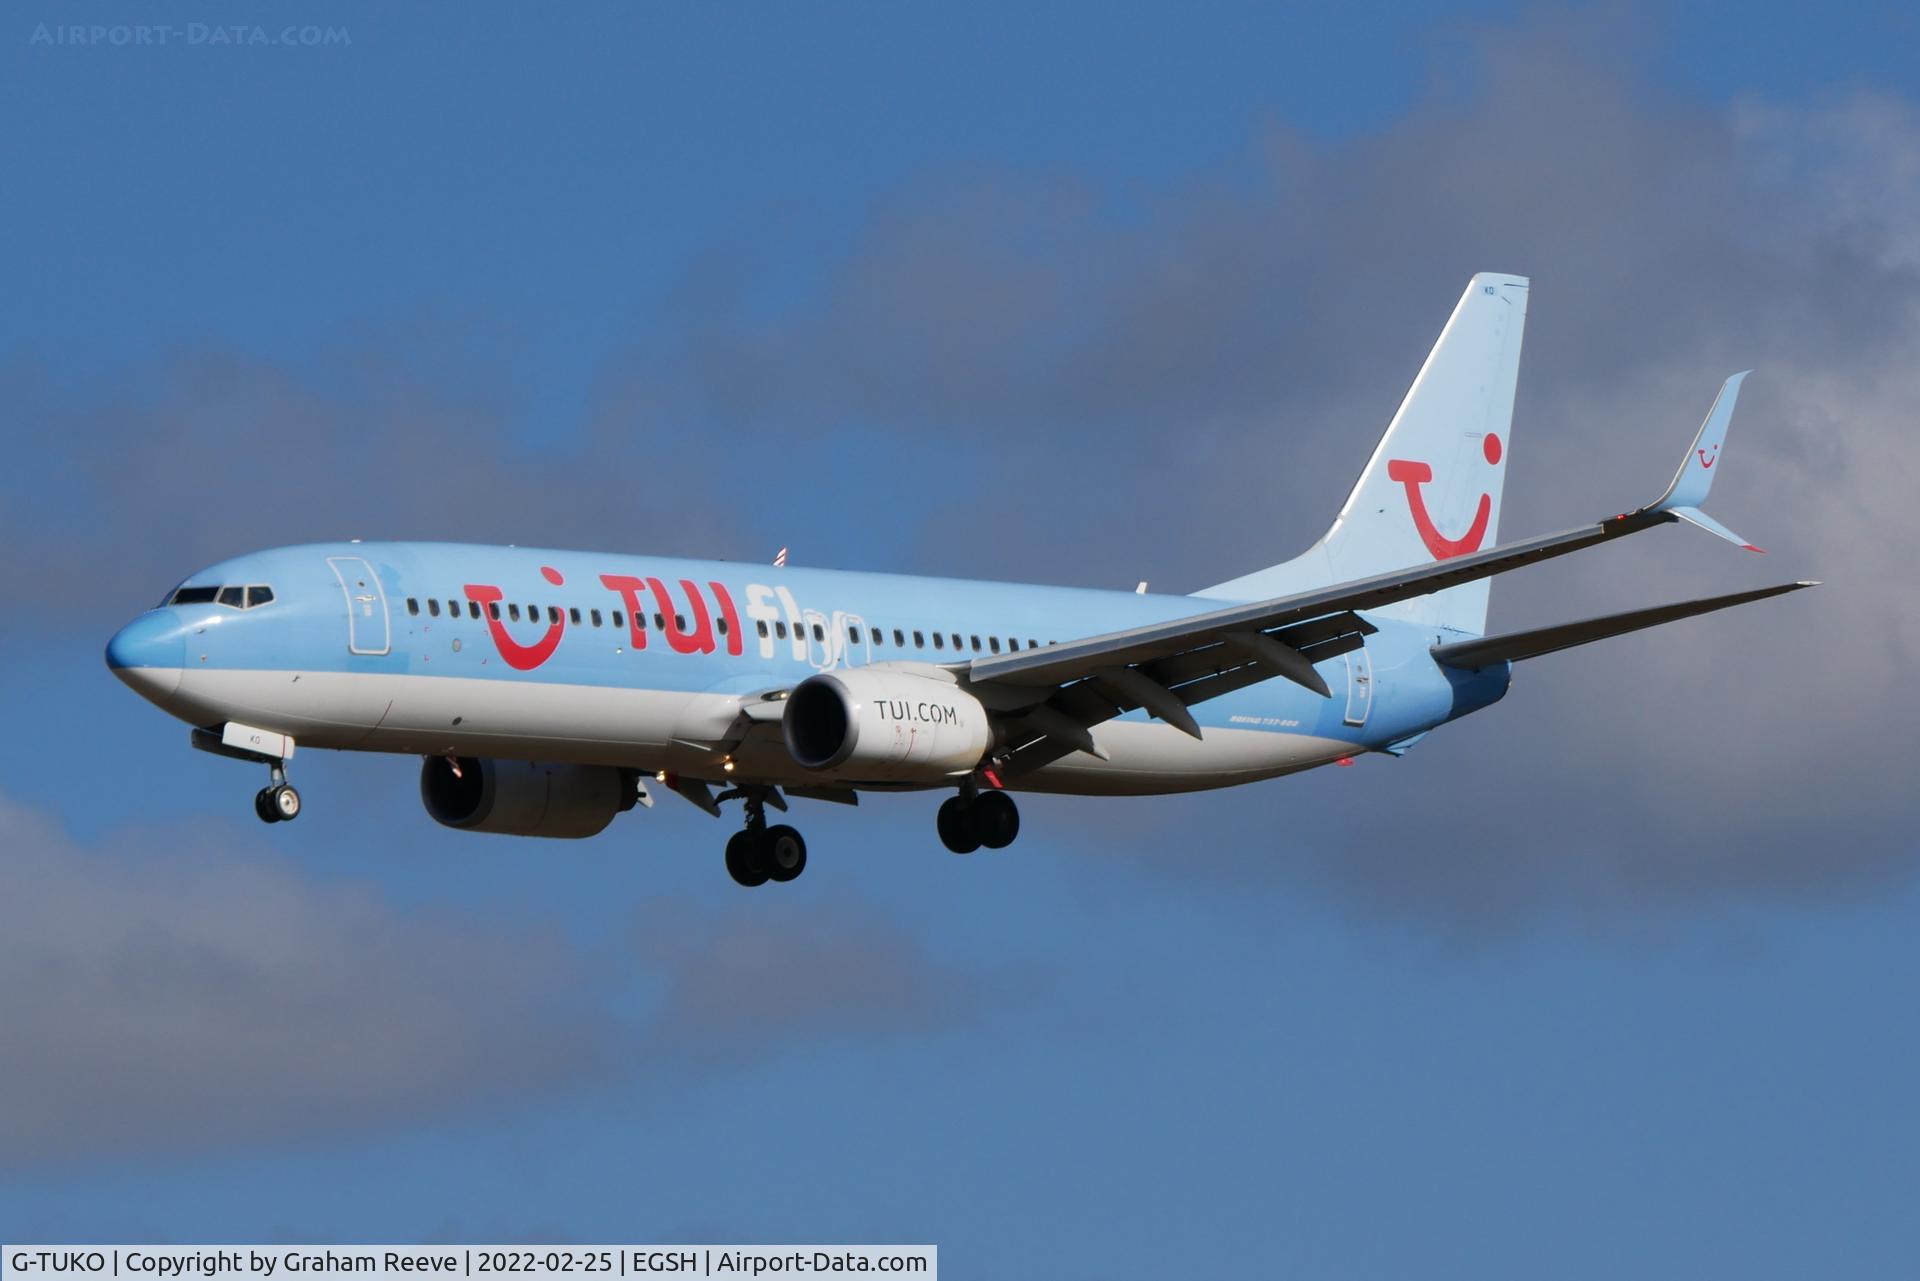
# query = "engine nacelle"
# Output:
<box><xmin>420</xmin><ymin>756</ymin><xmax>636</xmax><ymax>838</ymax></box>
<box><xmin>783</xmin><ymin>668</ymin><xmax>992</xmax><ymax>782</ymax></box>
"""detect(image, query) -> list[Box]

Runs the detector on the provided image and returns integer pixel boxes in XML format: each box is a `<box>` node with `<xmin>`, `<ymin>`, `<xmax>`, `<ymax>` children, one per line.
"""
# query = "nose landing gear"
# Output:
<box><xmin>191</xmin><ymin>723</ymin><xmax>303</xmax><ymax>825</ymax></box>
<box><xmin>938</xmin><ymin>788</ymin><xmax>1019</xmax><ymax>854</ymax></box>
<box><xmin>253</xmin><ymin>760</ymin><xmax>301</xmax><ymax>824</ymax></box>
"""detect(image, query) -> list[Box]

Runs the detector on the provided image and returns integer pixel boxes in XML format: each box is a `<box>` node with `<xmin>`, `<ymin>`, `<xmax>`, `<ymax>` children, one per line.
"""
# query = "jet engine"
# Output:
<box><xmin>783</xmin><ymin>668</ymin><xmax>992</xmax><ymax>782</ymax></box>
<box><xmin>420</xmin><ymin>756</ymin><xmax>638</xmax><ymax>838</ymax></box>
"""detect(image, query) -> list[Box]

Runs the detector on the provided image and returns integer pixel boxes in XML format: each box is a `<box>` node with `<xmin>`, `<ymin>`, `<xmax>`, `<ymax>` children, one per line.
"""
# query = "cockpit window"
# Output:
<box><xmin>169</xmin><ymin>584</ymin><xmax>276</xmax><ymax>609</ymax></box>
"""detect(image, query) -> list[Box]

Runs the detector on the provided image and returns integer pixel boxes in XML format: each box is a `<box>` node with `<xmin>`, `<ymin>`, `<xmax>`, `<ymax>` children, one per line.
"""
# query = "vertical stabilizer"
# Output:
<box><xmin>1196</xmin><ymin>272</ymin><xmax>1530</xmax><ymax>635</ymax></box>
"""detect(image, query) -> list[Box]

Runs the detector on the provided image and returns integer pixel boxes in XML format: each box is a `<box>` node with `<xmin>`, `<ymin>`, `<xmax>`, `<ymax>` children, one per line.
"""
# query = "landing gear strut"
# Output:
<box><xmin>722</xmin><ymin>790</ymin><xmax>807</xmax><ymax>887</ymax></box>
<box><xmin>253</xmin><ymin>759</ymin><xmax>301</xmax><ymax>824</ymax></box>
<box><xmin>938</xmin><ymin>788</ymin><xmax>1019</xmax><ymax>854</ymax></box>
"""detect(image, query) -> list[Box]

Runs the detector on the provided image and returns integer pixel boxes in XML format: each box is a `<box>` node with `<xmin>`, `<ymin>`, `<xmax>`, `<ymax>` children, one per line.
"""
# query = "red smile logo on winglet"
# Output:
<box><xmin>1387</xmin><ymin>433</ymin><xmax>1501</xmax><ymax>560</ymax></box>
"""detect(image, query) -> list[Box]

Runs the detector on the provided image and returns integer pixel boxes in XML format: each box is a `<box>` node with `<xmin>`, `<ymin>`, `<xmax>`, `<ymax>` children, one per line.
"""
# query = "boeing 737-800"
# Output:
<box><xmin>106</xmin><ymin>274</ymin><xmax>1811</xmax><ymax>885</ymax></box>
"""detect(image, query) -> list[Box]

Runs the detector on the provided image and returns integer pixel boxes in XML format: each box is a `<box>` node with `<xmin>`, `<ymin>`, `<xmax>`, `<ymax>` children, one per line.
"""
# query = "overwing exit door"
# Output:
<box><xmin>327</xmin><ymin>556</ymin><xmax>391</xmax><ymax>656</ymax></box>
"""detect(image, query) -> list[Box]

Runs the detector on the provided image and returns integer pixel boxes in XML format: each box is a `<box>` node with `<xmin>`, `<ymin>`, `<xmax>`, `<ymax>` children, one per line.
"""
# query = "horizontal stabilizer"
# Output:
<box><xmin>1431</xmin><ymin>581</ymin><xmax>1815</xmax><ymax>669</ymax></box>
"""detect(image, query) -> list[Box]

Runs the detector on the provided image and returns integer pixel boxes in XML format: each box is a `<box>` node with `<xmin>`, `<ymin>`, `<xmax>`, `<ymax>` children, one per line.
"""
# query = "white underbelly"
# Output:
<box><xmin>172</xmin><ymin>668</ymin><xmax>1348</xmax><ymax>796</ymax></box>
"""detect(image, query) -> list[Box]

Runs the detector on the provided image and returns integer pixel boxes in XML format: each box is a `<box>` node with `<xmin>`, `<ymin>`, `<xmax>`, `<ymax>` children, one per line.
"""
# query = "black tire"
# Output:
<box><xmin>254</xmin><ymin>788</ymin><xmax>281</xmax><ymax>824</ymax></box>
<box><xmin>725</xmin><ymin>830</ymin><xmax>770</xmax><ymax>887</ymax></box>
<box><xmin>937</xmin><ymin>796</ymin><xmax>980</xmax><ymax>854</ymax></box>
<box><xmin>765</xmin><ymin>825</ymin><xmax>807</xmax><ymax>882</ymax></box>
<box><xmin>974</xmin><ymin>790</ymin><xmax>1020</xmax><ymax>849</ymax></box>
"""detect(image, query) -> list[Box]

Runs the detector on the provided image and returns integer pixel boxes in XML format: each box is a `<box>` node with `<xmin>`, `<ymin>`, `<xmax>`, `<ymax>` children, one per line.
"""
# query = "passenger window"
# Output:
<box><xmin>590</xmin><ymin>609</ymin><xmax>602</xmax><ymax>627</ymax></box>
<box><xmin>653</xmin><ymin>613</ymin><xmax>665</xmax><ymax>630</ymax></box>
<box><xmin>1008</xmin><ymin>637</ymin><xmax>1019</xmax><ymax>650</ymax></box>
<box><xmin>488</xmin><ymin>602</ymin><xmax>501</xmax><ymax>620</ymax></box>
<box><xmin>951</xmin><ymin>634</ymin><xmax>962</xmax><ymax>650</ymax></box>
<box><xmin>775</xmin><ymin>621</ymin><xmax>788</xmax><ymax>639</ymax></box>
<box><xmin>717</xmin><ymin>616</ymin><xmax>729</xmax><ymax>635</ymax></box>
<box><xmin>247</xmin><ymin>586</ymin><xmax>275</xmax><ymax>608</ymax></box>
<box><xmin>549</xmin><ymin>606</ymin><xmax>561</xmax><ymax>624</ymax></box>
<box><xmin>989</xmin><ymin>637</ymin><xmax>1001</xmax><ymax>653</ymax></box>
<box><xmin>570</xmin><ymin>607</ymin><xmax>581</xmax><ymax>624</ymax></box>
<box><xmin>676</xmin><ymin>614</ymin><xmax>687</xmax><ymax>630</ymax></box>
<box><xmin>913</xmin><ymin>630</ymin><xmax>924</xmax><ymax>647</ymax></box>
<box><xmin>469</xmin><ymin>601</ymin><xmax>481</xmax><ymax>620</ymax></box>
<box><xmin>1030</xmin><ymin>639</ymin><xmax>1040</xmax><ymax>649</ymax></box>
<box><xmin>933</xmin><ymin>633</ymin><xmax>945</xmax><ymax>650</ymax></box>
<box><xmin>612</xmin><ymin>610</ymin><xmax>624</xmax><ymax>628</ymax></box>
<box><xmin>508</xmin><ymin>604</ymin><xmax>521</xmax><ymax>622</ymax></box>
<box><xmin>428</xmin><ymin>599</ymin><xmax>441</xmax><ymax>618</ymax></box>
<box><xmin>894</xmin><ymin>629</ymin><xmax>906</xmax><ymax>646</ymax></box>
<box><xmin>171</xmin><ymin>586</ymin><xmax>220</xmax><ymax>605</ymax></box>
<box><xmin>526</xmin><ymin>604</ymin><xmax>537</xmax><ymax>621</ymax></box>
<box><xmin>812</xmin><ymin>623</ymin><xmax>824</xmax><ymax>641</ymax></box>
<box><xmin>406</xmin><ymin>597</ymin><xmax>420</xmax><ymax>616</ymax></box>
<box><xmin>219</xmin><ymin>586</ymin><xmax>246</xmax><ymax>608</ymax></box>
<box><xmin>849</xmin><ymin>626</ymin><xmax>861</xmax><ymax>644</ymax></box>
<box><xmin>756</xmin><ymin>620</ymin><xmax>769</xmax><ymax>638</ymax></box>
<box><xmin>447</xmin><ymin>600</ymin><xmax>460</xmax><ymax>617</ymax></box>
<box><xmin>970</xmin><ymin>634</ymin><xmax>981</xmax><ymax>651</ymax></box>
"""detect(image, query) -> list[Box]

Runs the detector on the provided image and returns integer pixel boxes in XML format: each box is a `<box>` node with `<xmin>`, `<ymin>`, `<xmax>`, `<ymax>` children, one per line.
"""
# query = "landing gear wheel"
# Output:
<box><xmin>765</xmin><ymin>825</ymin><xmax>808</xmax><ymax>882</ymax></box>
<box><xmin>973</xmin><ymin>790</ymin><xmax>1020</xmax><ymax>849</ymax></box>
<box><xmin>725</xmin><ymin>830</ymin><xmax>771</xmax><ymax>887</ymax></box>
<box><xmin>270</xmin><ymin>783</ymin><xmax>301</xmax><ymax>822</ymax></box>
<box><xmin>937</xmin><ymin>796</ymin><xmax>981</xmax><ymax>854</ymax></box>
<box><xmin>254</xmin><ymin>788</ymin><xmax>282</xmax><ymax>824</ymax></box>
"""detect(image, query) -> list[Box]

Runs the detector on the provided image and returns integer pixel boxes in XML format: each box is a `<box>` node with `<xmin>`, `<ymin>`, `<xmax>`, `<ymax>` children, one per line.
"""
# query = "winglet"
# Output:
<box><xmin>1644</xmin><ymin>371</ymin><xmax>1762</xmax><ymax>551</ymax></box>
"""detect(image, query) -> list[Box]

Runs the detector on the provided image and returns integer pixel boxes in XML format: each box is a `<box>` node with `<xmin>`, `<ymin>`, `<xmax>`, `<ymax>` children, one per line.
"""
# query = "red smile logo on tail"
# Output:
<box><xmin>1386</xmin><ymin>433</ymin><xmax>1502</xmax><ymax>560</ymax></box>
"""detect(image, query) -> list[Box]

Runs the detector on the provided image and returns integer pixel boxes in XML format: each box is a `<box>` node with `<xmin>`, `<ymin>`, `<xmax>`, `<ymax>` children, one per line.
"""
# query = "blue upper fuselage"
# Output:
<box><xmin>107</xmin><ymin>540</ymin><xmax>1510</xmax><ymax>763</ymax></box>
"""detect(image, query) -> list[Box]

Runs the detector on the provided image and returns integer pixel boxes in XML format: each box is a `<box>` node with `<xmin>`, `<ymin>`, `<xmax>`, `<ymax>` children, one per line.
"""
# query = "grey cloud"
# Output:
<box><xmin>0</xmin><ymin>792</ymin><xmax>615</xmax><ymax>1166</ymax></box>
<box><xmin>0</xmin><ymin>339</ymin><xmax>766</xmax><ymax>632</ymax></box>
<box><xmin>0</xmin><ymin>792</ymin><xmax>1040</xmax><ymax>1168</ymax></box>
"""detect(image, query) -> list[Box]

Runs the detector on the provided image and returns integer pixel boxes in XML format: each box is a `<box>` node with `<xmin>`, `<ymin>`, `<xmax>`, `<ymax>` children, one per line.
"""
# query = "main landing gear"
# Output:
<box><xmin>937</xmin><ymin>788</ymin><xmax>1019</xmax><ymax>854</ymax></box>
<box><xmin>722</xmin><ymin>790</ymin><xmax>807</xmax><ymax>887</ymax></box>
<box><xmin>253</xmin><ymin>759</ymin><xmax>301</xmax><ymax>824</ymax></box>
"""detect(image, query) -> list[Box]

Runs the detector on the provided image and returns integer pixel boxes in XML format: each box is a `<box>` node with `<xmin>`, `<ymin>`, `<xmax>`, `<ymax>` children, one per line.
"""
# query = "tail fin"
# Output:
<box><xmin>1196</xmin><ymin>272</ymin><xmax>1530</xmax><ymax>635</ymax></box>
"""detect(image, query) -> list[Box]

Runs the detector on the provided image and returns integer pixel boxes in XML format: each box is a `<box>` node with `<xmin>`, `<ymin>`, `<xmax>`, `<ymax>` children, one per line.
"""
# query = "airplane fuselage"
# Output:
<box><xmin>108</xmin><ymin>541</ymin><xmax>1510</xmax><ymax>797</ymax></box>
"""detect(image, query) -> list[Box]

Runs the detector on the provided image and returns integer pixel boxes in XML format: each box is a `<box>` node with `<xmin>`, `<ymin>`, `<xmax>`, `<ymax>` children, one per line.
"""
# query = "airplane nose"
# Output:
<box><xmin>106</xmin><ymin>611</ymin><xmax>186</xmax><ymax>699</ymax></box>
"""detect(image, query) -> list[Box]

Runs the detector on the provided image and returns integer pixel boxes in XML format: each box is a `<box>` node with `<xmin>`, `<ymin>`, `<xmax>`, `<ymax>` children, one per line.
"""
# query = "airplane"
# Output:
<box><xmin>105</xmin><ymin>273</ymin><xmax>1813</xmax><ymax>886</ymax></box>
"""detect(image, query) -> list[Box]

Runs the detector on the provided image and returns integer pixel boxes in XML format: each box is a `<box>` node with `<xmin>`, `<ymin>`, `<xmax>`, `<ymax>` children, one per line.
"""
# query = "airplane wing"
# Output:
<box><xmin>960</xmin><ymin>511</ymin><xmax>1671</xmax><ymax>775</ymax></box>
<box><xmin>961</xmin><ymin>373</ymin><xmax>1769</xmax><ymax>776</ymax></box>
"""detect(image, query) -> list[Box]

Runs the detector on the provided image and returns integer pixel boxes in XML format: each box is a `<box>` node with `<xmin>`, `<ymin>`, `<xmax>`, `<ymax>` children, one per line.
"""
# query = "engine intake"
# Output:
<box><xmin>783</xmin><ymin>668</ymin><xmax>991</xmax><ymax>782</ymax></box>
<box><xmin>420</xmin><ymin>757</ymin><xmax>636</xmax><ymax>838</ymax></box>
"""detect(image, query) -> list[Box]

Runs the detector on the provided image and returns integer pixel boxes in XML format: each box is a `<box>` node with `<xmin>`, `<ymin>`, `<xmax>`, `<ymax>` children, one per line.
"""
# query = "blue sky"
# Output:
<box><xmin>5</xmin><ymin>3</ymin><xmax>1919</xmax><ymax>1276</ymax></box>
